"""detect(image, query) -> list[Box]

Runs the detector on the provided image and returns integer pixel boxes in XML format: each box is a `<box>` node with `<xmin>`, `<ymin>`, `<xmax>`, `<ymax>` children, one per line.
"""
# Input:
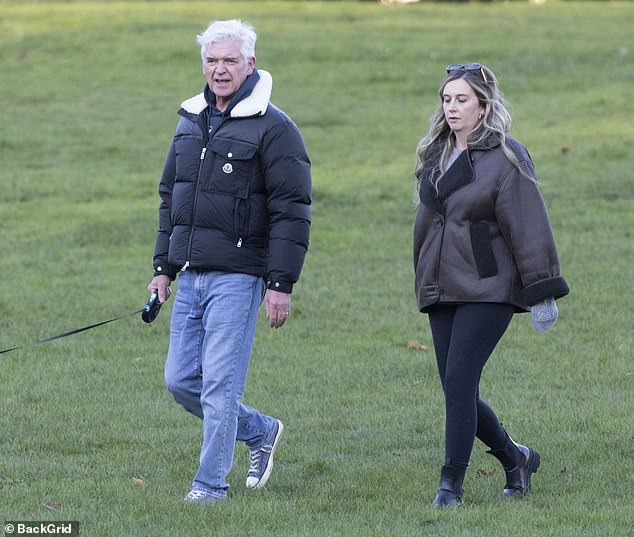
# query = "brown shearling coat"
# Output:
<box><xmin>413</xmin><ymin>134</ymin><xmax>569</xmax><ymax>313</ymax></box>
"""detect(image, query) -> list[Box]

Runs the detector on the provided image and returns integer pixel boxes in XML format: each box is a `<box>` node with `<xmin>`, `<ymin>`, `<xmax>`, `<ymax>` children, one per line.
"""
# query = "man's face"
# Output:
<box><xmin>203</xmin><ymin>39</ymin><xmax>255</xmax><ymax>111</ymax></box>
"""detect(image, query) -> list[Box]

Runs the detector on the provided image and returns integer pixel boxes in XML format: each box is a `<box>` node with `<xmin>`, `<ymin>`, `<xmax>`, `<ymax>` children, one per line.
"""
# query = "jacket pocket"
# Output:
<box><xmin>205</xmin><ymin>138</ymin><xmax>258</xmax><ymax>198</ymax></box>
<box><xmin>470</xmin><ymin>221</ymin><xmax>498</xmax><ymax>278</ymax></box>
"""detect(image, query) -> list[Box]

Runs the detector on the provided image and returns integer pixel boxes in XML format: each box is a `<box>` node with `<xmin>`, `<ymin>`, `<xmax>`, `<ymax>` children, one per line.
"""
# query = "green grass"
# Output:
<box><xmin>1</xmin><ymin>1</ymin><xmax>633</xmax><ymax>536</ymax></box>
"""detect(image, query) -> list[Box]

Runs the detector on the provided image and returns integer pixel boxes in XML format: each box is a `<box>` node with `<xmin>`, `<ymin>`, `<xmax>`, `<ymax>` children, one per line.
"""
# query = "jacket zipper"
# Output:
<box><xmin>183</xmin><ymin>145</ymin><xmax>208</xmax><ymax>270</ymax></box>
<box><xmin>234</xmin><ymin>197</ymin><xmax>249</xmax><ymax>248</ymax></box>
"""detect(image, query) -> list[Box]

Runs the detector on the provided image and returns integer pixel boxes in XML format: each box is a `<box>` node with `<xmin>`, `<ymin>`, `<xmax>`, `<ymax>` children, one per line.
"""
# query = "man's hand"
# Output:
<box><xmin>265</xmin><ymin>289</ymin><xmax>291</xmax><ymax>329</ymax></box>
<box><xmin>147</xmin><ymin>275</ymin><xmax>172</xmax><ymax>304</ymax></box>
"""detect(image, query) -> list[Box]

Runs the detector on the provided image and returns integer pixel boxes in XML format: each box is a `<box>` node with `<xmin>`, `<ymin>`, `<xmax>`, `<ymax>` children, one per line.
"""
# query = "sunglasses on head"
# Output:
<box><xmin>446</xmin><ymin>63</ymin><xmax>489</xmax><ymax>83</ymax></box>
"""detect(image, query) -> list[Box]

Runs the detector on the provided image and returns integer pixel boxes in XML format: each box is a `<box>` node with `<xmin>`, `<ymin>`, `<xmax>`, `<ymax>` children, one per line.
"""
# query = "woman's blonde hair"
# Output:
<box><xmin>414</xmin><ymin>65</ymin><xmax>530</xmax><ymax>196</ymax></box>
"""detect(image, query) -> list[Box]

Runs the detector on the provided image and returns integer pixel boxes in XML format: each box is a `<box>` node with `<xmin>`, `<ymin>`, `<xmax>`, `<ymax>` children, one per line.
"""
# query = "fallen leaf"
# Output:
<box><xmin>407</xmin><ymin>340</ymin><xmax>428</xmax><ymax>351</ymax></box>
<box><xmin>131</xmin><ymin>477</ymin><xmax>145</xmax><ymax>487</ymax></box>
<box><xmin>474</xmin><ymin>468</ymin><xmax>494</xmax><ymax>479</ymax></box>
<box><xmin>43</xmin><ymin>500</ymin><xmax>61</xmax><ymax>511</ymax></box>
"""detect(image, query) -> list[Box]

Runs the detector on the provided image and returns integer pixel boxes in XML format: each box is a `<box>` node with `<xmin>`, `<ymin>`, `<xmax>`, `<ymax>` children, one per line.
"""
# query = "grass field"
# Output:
<box><xmin>1</xmin><ymin>1</ymin><xmax>633</xmax><ymax>536</ymax></box>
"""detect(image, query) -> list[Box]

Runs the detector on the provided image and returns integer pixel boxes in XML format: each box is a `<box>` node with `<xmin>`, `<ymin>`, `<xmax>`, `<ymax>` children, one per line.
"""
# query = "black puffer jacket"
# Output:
<box><xmin>152</xmin><ymin>70</ymin><xmax>312</xmax><ymax>293</ymax></box>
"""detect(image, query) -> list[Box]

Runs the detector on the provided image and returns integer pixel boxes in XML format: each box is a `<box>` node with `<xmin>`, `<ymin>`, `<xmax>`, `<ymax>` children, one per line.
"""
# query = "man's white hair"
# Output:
<box><xmin>196</xmin><ymin>19</ymin><xmax>257</xmax><ymax>62</ymax></box>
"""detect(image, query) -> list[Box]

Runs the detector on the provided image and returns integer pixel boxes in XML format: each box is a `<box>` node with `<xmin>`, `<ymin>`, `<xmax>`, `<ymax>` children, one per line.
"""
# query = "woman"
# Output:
<box><xmin>413</xmin><ymin>64</ymin><xmax>569</xmax><ymax>508</ymax></box>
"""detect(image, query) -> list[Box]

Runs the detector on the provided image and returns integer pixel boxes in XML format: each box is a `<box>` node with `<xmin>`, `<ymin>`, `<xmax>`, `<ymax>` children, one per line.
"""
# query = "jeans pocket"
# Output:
<box><xmin>259</xmin><ymin>277</ymin><xmax>267</xmax><ymax>304</ymax></box>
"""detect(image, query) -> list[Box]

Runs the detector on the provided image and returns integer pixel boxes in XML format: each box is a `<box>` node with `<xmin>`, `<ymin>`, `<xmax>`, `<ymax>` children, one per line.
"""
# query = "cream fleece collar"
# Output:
<box><xmin>180</xmin><ymin>69</ymin><xmax>272</xmax><ymax>118</ymax></box>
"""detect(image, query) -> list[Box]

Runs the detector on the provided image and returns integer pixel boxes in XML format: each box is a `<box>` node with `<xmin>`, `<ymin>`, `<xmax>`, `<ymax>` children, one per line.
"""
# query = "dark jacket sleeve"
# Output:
<box><xmin>495</xmin><ymin>153</ymin><xmax>569</xmax><ymax>306</ymax></box>
<box><xmin>261</xmin><ymin>120</ymin><xmax>312</xmax><ymax>293</ymax></box>
<box><xmin>152</xmin><ymin>141</ymin><xmax>179</xmax><ymax>280</ymax></box>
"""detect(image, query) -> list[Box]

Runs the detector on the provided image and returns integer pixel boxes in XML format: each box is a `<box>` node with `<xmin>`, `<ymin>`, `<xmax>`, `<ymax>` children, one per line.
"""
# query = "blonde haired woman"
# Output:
<box><xmin>413</xmin><ymin>64</ymin><xmax>569</xmax><ymax>508</ymax></box>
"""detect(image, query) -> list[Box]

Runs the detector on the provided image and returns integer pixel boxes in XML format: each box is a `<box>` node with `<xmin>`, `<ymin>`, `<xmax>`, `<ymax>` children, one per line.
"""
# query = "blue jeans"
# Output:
<box><xmin>164</xmin><ymin>270</ymin><xmax>275</xmax><ymax>497</ymax></box>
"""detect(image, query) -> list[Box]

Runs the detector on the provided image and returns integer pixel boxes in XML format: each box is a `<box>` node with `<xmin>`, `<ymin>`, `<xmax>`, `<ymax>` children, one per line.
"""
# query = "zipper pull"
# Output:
<box><xmin>236</xmin><ymin>238</ymin><xmax>242</xmax><ymax>248</ymax></box>
<box><xmin>180</xmin><ymin>261</ymin><xmax>190</xmax><ymax>272</ymax></box>
<box><xmin>200</xmin><ymin>147</ymin><xmax>207</xmax><ymax>160</ymax></box>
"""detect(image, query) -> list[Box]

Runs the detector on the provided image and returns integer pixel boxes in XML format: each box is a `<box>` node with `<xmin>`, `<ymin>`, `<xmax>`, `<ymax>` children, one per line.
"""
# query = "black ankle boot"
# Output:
<box><xmin>487</xmin><ymin>435</ymin><xmax>540</xmax><ymax>497</ymax></box>
<box><xmin>432</xmin><ymin>465</ymin><xmax>465</xmax><ymax>508</ymax></box>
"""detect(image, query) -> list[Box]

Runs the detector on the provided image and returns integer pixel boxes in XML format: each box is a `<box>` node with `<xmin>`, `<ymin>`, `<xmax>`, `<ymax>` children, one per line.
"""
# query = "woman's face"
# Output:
<box><xmin>442</xmin><ymin>78</ymin><xmax>484</xmax><ymax>144</ymax></box>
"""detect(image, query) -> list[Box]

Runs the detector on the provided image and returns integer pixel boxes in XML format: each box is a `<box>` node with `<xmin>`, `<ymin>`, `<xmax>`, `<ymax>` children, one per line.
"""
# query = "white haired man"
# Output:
<box><xmin>147</xmin><ymin>19</ymin><xmax>311</xmax><ymax>503</ymax></box>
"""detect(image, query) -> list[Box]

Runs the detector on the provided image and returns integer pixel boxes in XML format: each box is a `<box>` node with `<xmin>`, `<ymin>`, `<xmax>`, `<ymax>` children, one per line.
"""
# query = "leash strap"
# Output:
<box><xmin>0</xmin><ymin>308</ymin><xmax>144</xmax><ymax>355</ymax></box>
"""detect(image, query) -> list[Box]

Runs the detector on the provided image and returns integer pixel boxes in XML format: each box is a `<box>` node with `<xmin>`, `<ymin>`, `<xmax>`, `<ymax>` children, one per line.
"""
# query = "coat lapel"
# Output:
<box><xmin>419</xmin><ymin>175</ymin><xmax>444</xmax><ymax>215</ymax></box>
<box><xmin>418</xmin><ymin>133</ymin><xmax>500</xmax><ymax>214</ymax></box>
<box><xmin>418</xmin><ymin>144</ymin><xmax>445</xmax><ymax>215</ymax></box>
<box><xmin>419</xmin><ymin>147</ymin><xmax>474</xmax><ymax>215</ymax></box>
<box><xmin>437</xmin><ymin>150</ymin><xmax>474</xmax><ymax>201</ymax></box>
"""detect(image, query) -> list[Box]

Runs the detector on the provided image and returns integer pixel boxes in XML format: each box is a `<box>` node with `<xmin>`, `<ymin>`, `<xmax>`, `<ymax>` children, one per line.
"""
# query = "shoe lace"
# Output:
<box><xmin>248</xmin><ymin>450</ymin><xmax>262</xmax><ymax>474</ymax></box>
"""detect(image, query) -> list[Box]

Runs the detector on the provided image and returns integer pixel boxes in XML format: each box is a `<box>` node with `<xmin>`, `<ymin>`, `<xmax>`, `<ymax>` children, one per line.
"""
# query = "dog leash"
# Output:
<box><xmin>0</xmin><ymin>293</ymin><xmax>162</xmax><ymax>355</ymax></box>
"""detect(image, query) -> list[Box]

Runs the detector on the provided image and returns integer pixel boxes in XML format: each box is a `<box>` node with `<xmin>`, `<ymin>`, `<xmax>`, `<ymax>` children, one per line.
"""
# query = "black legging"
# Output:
<box><xmin>428</xmin><ymin>303</ymin><xmax>515</xmax><ymax>468</ymax></box>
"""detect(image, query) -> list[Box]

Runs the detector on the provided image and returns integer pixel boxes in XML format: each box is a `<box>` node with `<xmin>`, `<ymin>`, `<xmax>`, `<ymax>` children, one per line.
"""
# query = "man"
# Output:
<box><xmin>147</xmin><ymin>19</ymin><xmax>311</xmax><ymax>503</ymax></box>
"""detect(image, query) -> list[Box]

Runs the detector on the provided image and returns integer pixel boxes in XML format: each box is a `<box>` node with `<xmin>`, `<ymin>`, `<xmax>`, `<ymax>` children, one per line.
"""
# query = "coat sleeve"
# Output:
<box><xmin>495</xmin><ymin>156</ymin><xmax>569</xmax><ymax>306</ymax></box>
<box><xmin>260</xmin><ymin>120</ymin><xmax>312</xmax><ymax>293</ymax></box>
<box><xmin>152</xmin><ymin>140</ymin><xmax>179</xmax><ymax>280</ymax></box>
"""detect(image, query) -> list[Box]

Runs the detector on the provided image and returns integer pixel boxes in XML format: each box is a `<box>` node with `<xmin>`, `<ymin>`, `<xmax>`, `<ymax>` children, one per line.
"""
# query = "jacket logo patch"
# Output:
<box><xmin>222</xmin><ymin>163</ymin><xmax>233</xmax><ymax>174</ymax></box>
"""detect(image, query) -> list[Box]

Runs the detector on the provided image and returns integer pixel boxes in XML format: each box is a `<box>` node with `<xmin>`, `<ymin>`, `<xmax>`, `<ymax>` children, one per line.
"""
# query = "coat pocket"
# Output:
<box><xmin>470</xmin><ymin>221</ymin><xmax>498</xmax><ymax>278</ymax></box>
<box><xmin>205</xmin><ymin>138</ymin><xmax>258</xmax><ymax>198</ymax></box>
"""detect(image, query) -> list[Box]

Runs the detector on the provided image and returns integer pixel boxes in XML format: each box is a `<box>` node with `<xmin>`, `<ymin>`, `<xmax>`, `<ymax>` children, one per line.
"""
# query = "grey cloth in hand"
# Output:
<box><xmin>530</xmin><ymin>297</ymin><xmax>558</xmax><ymax>333</ymax></box>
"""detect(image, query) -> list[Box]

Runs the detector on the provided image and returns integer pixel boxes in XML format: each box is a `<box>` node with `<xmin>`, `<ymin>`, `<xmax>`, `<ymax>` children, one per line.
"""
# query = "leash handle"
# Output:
<box><xmin>141</xmin><ymin>292</ymin><xmax>162</xmax><ymax>323</ymax></box>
